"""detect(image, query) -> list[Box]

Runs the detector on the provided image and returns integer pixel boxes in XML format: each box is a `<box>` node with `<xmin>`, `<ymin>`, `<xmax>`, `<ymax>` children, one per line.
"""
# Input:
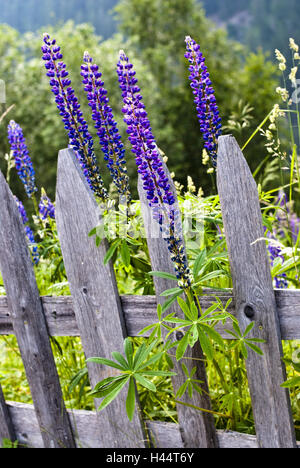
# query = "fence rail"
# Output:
<box><xmin>0</xmin><ymin>135</ymin><xmax>299</xmax><ymax>448</ymax></box>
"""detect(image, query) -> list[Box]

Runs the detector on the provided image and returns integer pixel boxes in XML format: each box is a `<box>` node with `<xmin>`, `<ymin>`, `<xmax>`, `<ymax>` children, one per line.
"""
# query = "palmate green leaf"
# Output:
<box><xmin>177</xmin><ymin>296</ymin><xmax>193</xmax><ymax>321</ymax></box>
<box><xmin>201</xmin><ymin>323</ymin><xmax>224</xmax><ymax>348</ymax></box>
<box><xmin>193</xmin><ymin>249</ymin><xmax>207</xmax><ymax>278</ymax></box>
<box><xmin>193</xmin><ymin>270</ymin><xmax>227</xmax><ymax>287</ymax></box>
<box><xmin>134</xmin><ymin>373</ymin><xmax>156</xmax><ymax>392</ymax></box>
<box><xmin>140</xmin><ymin>370</ymin><xmax>176</xmax><ymax>377</ymax></box>
<box><xmin>149</xmin><ymin>271</ymin><xmax>178</xmax><ymax>281</ymax></box>
<box><xmin>124</xmin><ymin>338</ymin><xmax>134</xmax><ymax>367</ymax></box>
<box><xmin>121</xmin><ymin>240</ymin><xmax>131</xmax><ymax>268</ymax></box>
<box><xmin>160</xmin><ymin>287</ymin><xmax>183</xmax><ymax>297</ymax></box>
<box><xmin>91</xmin><ymin>376</ymin><xmax>126</xmax><ymax>398</ymax></box>
<box><xmin>176</xmin><ymin>381</ymin><xmax>188</xmax><ymax>398</ymax></box>
<box><xmin>126</xmin><ymin>377</ymin><xmax>136</xmax><ymax>421</ymax></box>
<box><xmin>97</xmin><ymin>377</ymin><xmax>129</xmax><ymax>412</ymax></box>
<box><xmin>244</xmin><ymin>341</ymin><xmax>263</xmax><ymax>356</ymax></box>
<box><xmin>197</xmin><ymin>325</ymin><xmax>214</xmax><ymax>360</ymax></box>
<box><xmin>198</xmin><ymin>303</ymin><xmax>219</xmax><ymax>320</ymax></box>
<box><xmin>111</xmin><ymin>351</ymin><xmax>129</xmax><ymax>370</ymax></box>
<box><xmin>68</xmin><ymin>367</ymin><xmax>89</xmax><ymax>394</ymax></box>
<box><xmin>240</xmin><ymin>342</ymin><xmax>248</xmax><ymax>360</ymax></box>
<box><xmin>103</xmin><ymin>239</ymin><xmax>121</xmax><ymax>265</ymax></box>
<box><xmin>137</xmin><ymin>351</ymin><xmax>166</xmax><ymax>371</ymax></box>
<box><xmin>162</xmin><ymin>290</ymin><xmax>183</xmax><ymax>312</ymax></box>
<box><xmin>189</xmin><ymin>325</ymin><xmax>199</xmax><ymax>346</ymax></box>
<box><xmin>133</xmin><ymin>339</ymin><xmax>158</xmax><ymax>371</ymax></box>
<box><xmin>176</xmin><ymin>331</ymin><xmax>190</xmax><ymax>361</ymax></box>
<box><xmin>86</xmin><ymin>357</ymin><xmax>126</xmax><ymax>371</ymax></box>
<box><xmin>280</xmin><ymin>376</ymin><xmax>300</xmax><ymax>388</ymax></box>
<box><xmin>243</xmin><ymin>322</ymin><xmax>255</xmax><ymax>337</ymax></box>
<box><xmin>93</xmin><ymin>375</ymin><xmax>124</xmax><ymax>392</ymax></box>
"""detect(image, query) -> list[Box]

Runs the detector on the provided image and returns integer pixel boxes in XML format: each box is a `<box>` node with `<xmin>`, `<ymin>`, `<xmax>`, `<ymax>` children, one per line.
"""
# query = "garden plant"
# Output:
<box><xmin>0</xmin><ymin>28</ymin><xmax>299</xmax><ymax>446</ymax></box>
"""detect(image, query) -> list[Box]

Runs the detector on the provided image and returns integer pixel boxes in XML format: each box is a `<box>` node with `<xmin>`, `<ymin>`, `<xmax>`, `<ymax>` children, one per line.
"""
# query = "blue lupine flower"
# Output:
<box><xmin>14</xmin><ymin>196</ymin><xmax>39</xmax><ymax>265</ymax></box>
<box><xmin>117</xmin><ymin>50</ymin><xmax>191</xmax><ymax>288</ymax></box>
<box><xmin>7</xmin><ymin>121</ymin><xmax>38</xmax><ymax>198</ymax></box>
<box><xmin>266</xmin><ymin>230</ymin><xmax>288</xmax><ymax>289</ymax></box>
<box><xmin>39</xmin><ymin>188</ymin><xmax>55</xmax><ymax>220</ymax></box>
<box><xmin>185</xmin><ymin>36</ymin><xmax>222</xmax><ymax>166</ymax></box>
<box><xmin>14</xmin><ymin>196</ymin><xmax>29</xmax><ymax>224</ymax></box>
<box><xmin>275</xmin><ymin>190</ymin><xmax>300</xmax><ymax>243</ymax></box>
<box><xmin>41</xmin><ymin>34</ymin><xmax>108</xmax><ymax>202</ymax></box>
<box><xmin>25</xmin><ymin>226</ymin><xmax>40</xmax><ymax>265</ymax></box>
<box><xmin>81</xmin><ymin>51</ymin><xmax>131</xmax><ymax>200</ymax></box>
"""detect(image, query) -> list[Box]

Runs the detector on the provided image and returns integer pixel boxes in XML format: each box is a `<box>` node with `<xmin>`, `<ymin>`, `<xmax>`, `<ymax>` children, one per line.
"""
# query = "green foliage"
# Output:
<box><xmin>115</xmin><ymin>0</ymin><xmax>279</xmax><ymax>192</ymax></box>
<box><xmin>0</xmin><ymin>22</ymin><xmax>158</xmax><ymax>208</ymax></box>
<box><xmin>87</xmin><ymin>338</ymin><xmax>176</xmax><ymax>420</ymax></box>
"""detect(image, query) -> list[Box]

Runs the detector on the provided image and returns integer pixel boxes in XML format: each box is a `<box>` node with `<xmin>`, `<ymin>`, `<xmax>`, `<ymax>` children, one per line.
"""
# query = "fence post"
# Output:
<box><xmin>217</xmin><ymin>135</ymin><xmax>297</xmax><ymax>448</ymax></box>
<box><xmin>55</xmin><ymin>149</ymin><xmax>146</xmax><ymax>448</ymax></box>
<box><xmin>138</xmin><ymin>165</ymin><xmax>218</xmax><ymax>448</ymax></box>
<box><xmin>0</xmin><ymin>170</ymin><xmax>76</xmax><ymax>448</ymax></box>
<box><xmin>0</xmin><ymin>384</ymin><xmax>16</xmax><ymax>445</ymax></box>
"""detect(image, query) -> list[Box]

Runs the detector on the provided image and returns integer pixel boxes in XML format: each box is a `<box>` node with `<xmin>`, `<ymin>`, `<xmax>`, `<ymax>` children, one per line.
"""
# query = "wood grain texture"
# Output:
<box><xmin>55</xmin><ymin>148</ymin><xmax>145</xmax><ymax>448</ymax></box>
<box><xmin>217</xmin><ymin>135</ymin><xmax>297</xmax><ymax>448</ymax></box>
<box><xmin>138</xmin><ymin>171</ymin><xmax>218</xmax><ymax>448</ymax></box>
<box><xmin>0</xmin><ymin>384</ymin><xmax>16</xmax><ymax>445</ymax></box>
<box><xmin>6</xmin><ymin>401</ymin><xmax>299</xmax><ymax>448</ymax></box>
<box><xmin>1</xmin><ymin>290</ymin><xmax>299</xmax><ymax>339</ymax></box>
<box><xmin>0</xmin><ymin>170</ymin><xmax>75</xmax><ymax>448</ymax></box>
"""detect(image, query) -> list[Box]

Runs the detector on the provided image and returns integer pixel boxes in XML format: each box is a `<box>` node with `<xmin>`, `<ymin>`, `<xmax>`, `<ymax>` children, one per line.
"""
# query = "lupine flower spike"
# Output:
<box><xmin>7</xmin><ymin>121</ymin><xmax>38</xmax><ymax>198</ymax></box>
<box><xmin>185</xmin><ymin>36</ymin><xmax>222</xmax><ymax>166</ymax></box>
<box><xmin>117</xmin><ymin>50</ymin><xmax>191</xmax><ymax>288</ymax></box>
<box><xmin>41</xmin><ymin>34</ymin><xmax>108</xmax><ymax>202</ymax></box>
<box><xmin>81</xmin><ymin>51</ymin><xmax>131</xmax><ymax>201</ymax></box>
<box><xmin>14</xmin><ymin>196</ymin><xmax>39</xmax><ymax>265</ymax></box>
<box><xmin>39</xmin><ymin>188</ymin><xmax>55</xmax><ymax>220</ymax></box>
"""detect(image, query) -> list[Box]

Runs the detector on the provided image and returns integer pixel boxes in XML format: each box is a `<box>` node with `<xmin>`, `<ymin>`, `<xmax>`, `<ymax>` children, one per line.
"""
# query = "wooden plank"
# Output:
<box><xmin>1</xmin><ymin>290</ymin><xmax>300</xmax><ymax>339</ymax></box>
<box><xmin>138</xmin><ymin>171</ymin><xmax>218</xmax><ymax>448</ymax></box>
<box><xmin>6</xmin><ymin>402</ymin><xmax>299</xmax><ymax>448</ymax></box>
<box><xmin>0</xmin><ymin>384</ymin><xmax>16</xmax><ymax>445</ymax></box>
<box><xmin>0</xmin><ymin>170</ymin><xmax>75</xmax><ymax>448</ymax></box>
<box><xmin>216</xmin><ymin>135</ymin><xmax>297</xmax><ymax>448</ymax></box>
<box><xmin>55</xmin><ymin>148</ymin><xmax>145</xmax><ymax>448</ymax></box>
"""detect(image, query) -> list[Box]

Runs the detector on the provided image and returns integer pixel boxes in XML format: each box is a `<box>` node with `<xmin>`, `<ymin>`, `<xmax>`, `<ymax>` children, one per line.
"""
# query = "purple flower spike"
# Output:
<box><xmin>7</xmin><ymin>121</ymin><xmax>38</xmax><ymax>198</ymax></box>
<box><xmin>117</xmin><ymin>50</ymin><xmax>191</xmax><ymax>288</ymax></box>
<box><xmin>39</xmin><ymin>188</ymin><xmax>55</xmax><ymax>220</ymax></box>
<box><xmin>185</xmin><ymin>36</ymin><xmax>222</xmax><ymax>166</ymax></box>
<box><xmin>265</xmin><ymin>230</ymin><xmax>288</xmax><ymax>289</ymax></box>
<box><xmin>14</xmin><ymin>196</ymin><xmax>29</xmax><ymax>224</ymax></box>
<box><xmin>41</xmin><ymin>34</ymin><xmax>108</xmax><ymax>202</ymax></box>
<box><xmin>14</xmin><ymin>196</ymin><xmax>39</xmax><ymax>265</ymax></box>
<box><xmin>81</xmin><ymin>51</ymin><xmax>131</xmax><ymax>200</ymax></box>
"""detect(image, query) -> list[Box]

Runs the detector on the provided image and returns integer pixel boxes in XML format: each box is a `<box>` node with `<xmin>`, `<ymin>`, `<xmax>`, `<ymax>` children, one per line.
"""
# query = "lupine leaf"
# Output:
<box><xmin>86</xmin><ymin>357</ymin><xmax>125</xmax><ymax>371</ymax></box>
<box><xmin>97</xmin><ymin>377</ymin><xmax>129</xmax><ymax>411</ymax></box>
<box><xmin>126</xmin><ymin>377</ymin><xmax>136</xmax><ymax>421</ymax></box>
<box><xmin>176</xmin><ymin>332</ymin><xmax>190</xmax><ymax>361</ymax></box>
<box><xmin>149</xmin><ymin>271</ymin><xmax>178</xmax><ymax>281</ymax></box>
<box><xmin>111</xmin><ymin>352</ymin><xmax>129</xmax><ymax>370</ymax></box>
<box><xmin>134</xmin><ymin>374</ymin><xmax>156</xmax><ymax>392</ymax></box>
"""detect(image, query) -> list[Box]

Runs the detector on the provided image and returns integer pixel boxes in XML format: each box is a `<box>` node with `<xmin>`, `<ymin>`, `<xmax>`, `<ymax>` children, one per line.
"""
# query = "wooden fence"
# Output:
<box><xmin>0</xmin><ymin>135</ymin><xmax>299</xmax><ymax>448</ymax></box>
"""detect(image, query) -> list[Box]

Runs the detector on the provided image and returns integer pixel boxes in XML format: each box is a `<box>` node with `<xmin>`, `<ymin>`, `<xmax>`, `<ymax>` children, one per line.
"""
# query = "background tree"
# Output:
<box><xmin>0</xmin><ymin>0</ymin><xmax>280</xmax><ymax>207</ymax></box>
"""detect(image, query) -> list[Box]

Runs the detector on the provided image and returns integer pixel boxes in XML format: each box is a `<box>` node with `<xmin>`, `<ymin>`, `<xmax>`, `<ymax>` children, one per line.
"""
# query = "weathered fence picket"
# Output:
<box><xmin>0</xmin><ymin>170</ymin><xmax>75</xmax><ymax>448</ymax></box>
<box><xmin>0</xmin><ymin>384</ymin><xmax>16</xmax><ymax>445</ymax></box>
<box><xmin>0</xmin><ymin>137</ymin><xmax>299</xmax><ymax>448</ymax></box>
<box><xmin>217</xmin><ymin>135</ymin><xmax>297</xmax><ymax>448</ymax></box>
<box><xmin>138</xmin><ymin>168</ymin><xmax>218</xmax><ymax>448</ymax></box>
<box><xmin>55</xmin><ymin>149</ymin><xmax>146</xmax><ymax>448</ymax></box>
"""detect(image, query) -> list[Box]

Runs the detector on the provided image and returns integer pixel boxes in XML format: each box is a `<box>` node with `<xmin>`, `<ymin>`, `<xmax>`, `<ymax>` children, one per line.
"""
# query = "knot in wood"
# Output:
<box><xmin>176</xmin><ymin>331</ymin><xmax>184</xmax><ymax>341</ymax></box>
<box><xmin>244</xmin><ymin>304</ymin><xmax>255</xmax><ymax>320</ymax></box>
